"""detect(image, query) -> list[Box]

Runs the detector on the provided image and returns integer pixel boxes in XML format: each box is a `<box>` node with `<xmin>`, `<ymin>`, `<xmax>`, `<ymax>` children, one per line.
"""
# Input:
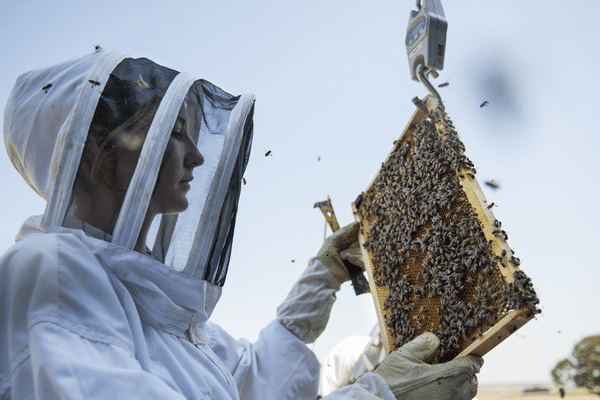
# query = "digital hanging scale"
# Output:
<box><xmin>405</xmin><ymin>0</ymin><xmax>448</xmax><ymax>82</ymax></box>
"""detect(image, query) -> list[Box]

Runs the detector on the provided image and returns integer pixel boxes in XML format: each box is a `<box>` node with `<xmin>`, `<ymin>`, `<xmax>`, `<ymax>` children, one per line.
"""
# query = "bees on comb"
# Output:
<box><xmin>356</xmin><ymin>101</ymin><xmax>539</xmax><ymax>363</ymax></box>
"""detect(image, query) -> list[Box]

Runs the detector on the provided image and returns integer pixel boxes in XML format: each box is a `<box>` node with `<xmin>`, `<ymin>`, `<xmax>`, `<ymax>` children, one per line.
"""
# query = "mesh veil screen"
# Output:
<box><xmin>73</xmin><ymin>57</ymin><xmax>253</xmax><ymax>287</ymax></box>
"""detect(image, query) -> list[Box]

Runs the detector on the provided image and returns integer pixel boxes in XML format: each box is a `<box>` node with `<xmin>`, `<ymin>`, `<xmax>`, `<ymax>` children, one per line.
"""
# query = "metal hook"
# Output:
<box><xmin>416</xmin><ymin>63</ymin><xmax>442</xmax><ymax>102</ymax></box>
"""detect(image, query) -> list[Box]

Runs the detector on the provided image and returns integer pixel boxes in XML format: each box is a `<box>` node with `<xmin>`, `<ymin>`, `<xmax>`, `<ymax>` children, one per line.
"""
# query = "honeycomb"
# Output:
<box><xmin>353</xmin><ymin>97</ymin><xmax>539</xmax><ymax>363</ymax></box>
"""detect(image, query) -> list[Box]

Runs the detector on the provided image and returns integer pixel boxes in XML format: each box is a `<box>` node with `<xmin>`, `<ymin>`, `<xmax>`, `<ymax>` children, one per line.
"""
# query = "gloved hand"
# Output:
<box><xmin>375</xmin><ymin>332</ymin><xmax>483</xmax><ymax>400</ymax></box>
<box><xmin>315</xmin><ymin>221</ymin><xmax>365</xmax><ymax>283</ymax></box>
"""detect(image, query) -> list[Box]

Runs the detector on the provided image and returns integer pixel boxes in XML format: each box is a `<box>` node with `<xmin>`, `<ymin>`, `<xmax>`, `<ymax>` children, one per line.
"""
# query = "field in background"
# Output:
<box><xmin>477</xmin><ymin>384</ymin><xmax>596</xmax><ymax>399</ymax></box>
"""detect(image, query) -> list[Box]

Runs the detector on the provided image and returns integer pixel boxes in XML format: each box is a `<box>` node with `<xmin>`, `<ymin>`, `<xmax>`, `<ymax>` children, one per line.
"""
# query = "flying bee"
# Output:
<box><xmin>242</xmin><ymin>178</ymin><xmax>247</xmax><ymax>185</ymax></box>
<box><xmin>485</xmin><ymin>180</ymin><xmax>500</xmax><ymax>190</ymax></box>
<box><xmin>88</xmin><ymin>80</ymin><xmax>101</xmax><ymax>87</ymax></box>
<box><xmin>480</xmin><ymin>100</ymin><xmax>490</xmax><ymax>108</ymax></box>
<box><xmin>94</xmin><ymin>44</ymin><xmax>102</xmax><ymax>51</ymax></box>
<box><xmin>487</xmin><ymin>202</ymin><xmax>496</xmax><ymax>209</ymax></box>
<box><xmin>41</xmin><ymin>83</ymin><xmax>52</xmax><ymax>93</ymax></box>
<box><xmin>265</xmin><ymin>150</ymin><xmax>272</xmax><ymax>157</ymax></box>
<box><xmin>438</xmin><ymin>80</ymin><xmax>449</xmax><ymax>88</ymax></box>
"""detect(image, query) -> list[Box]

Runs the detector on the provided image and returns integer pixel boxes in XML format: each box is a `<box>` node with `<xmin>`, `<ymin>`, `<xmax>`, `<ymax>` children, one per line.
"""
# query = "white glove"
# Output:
<box><xmin>375</xmin><ymin>333</ymin><xmax>483</xmax><ymax>400</ymax></box>
<box><xmin>316</xmin><ymin>221</ymin><xmax>365</xmax><ymax>283</ymax></box>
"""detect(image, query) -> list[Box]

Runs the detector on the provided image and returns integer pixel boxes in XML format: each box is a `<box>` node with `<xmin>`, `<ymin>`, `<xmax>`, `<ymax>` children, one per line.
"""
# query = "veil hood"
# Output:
<box><xmin>4</xmin><ymin>49</ymin><xmax>254</xmax><ymax>289</ymax></box>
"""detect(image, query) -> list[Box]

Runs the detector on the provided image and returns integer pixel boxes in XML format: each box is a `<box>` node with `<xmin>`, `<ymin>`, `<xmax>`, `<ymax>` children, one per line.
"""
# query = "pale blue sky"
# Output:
<box><xmin>1</xmin><ymin>0</ymin><xmax>599</xmax><ymax>385</ymax></box>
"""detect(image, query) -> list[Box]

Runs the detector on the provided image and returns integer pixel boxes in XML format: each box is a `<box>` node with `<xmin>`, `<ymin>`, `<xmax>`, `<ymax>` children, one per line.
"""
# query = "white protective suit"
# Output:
<box><xmin>0</xmin><ymin>49</ymin><xmax>397</xmax><ymax>399</ymax></box>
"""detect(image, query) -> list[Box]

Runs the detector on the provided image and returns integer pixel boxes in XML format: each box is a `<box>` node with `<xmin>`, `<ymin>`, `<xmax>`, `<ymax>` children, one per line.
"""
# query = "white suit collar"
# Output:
<box><xmin>17</xmin><ymin>217</ymin><xmax>220</xmax><ymax>344</ymax></box>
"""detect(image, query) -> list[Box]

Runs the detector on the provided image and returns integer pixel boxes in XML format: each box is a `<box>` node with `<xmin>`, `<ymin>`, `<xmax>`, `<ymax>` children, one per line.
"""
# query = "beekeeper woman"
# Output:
<box><xmin>0</xmin><ymin>49</ymin><xmax>482</xmax><ymax>400</ymax></box>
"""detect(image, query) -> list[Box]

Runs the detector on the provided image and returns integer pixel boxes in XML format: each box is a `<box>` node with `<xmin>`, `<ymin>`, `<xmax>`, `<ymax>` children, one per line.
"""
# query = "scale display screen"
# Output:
<box><xmin>406</xmin><ymin>16</ymin><xmax>426</xmax><ymax>47</ymax></box>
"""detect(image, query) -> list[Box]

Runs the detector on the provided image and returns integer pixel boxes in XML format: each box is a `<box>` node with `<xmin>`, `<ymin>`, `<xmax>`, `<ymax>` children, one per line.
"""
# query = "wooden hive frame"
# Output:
<box><xmin>352</xmin><ymin>95</ymin><xmax>539</xmax><ymax>362</ymax></box>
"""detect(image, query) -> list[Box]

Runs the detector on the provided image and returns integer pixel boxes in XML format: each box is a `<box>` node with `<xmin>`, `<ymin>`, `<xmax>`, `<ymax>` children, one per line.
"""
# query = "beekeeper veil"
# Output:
<box><xmin>3</xmin><ymin>49</ymin><xmax>254</xmax><ymax>286</ymax></box>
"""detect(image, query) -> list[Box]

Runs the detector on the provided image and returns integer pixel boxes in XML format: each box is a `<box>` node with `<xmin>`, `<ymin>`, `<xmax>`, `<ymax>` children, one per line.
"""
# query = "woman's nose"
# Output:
<box><xmin>186</xmin><ymin>143</ymin><xmax>204</xmax><ymax>167</ymax></box>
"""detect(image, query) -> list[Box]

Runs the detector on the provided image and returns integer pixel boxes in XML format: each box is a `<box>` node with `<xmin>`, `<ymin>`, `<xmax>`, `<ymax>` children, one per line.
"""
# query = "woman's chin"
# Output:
<box><xmin>167</xmin><ymin>197</ymin><xmax>189</xmax><ymax>214</ymax></box>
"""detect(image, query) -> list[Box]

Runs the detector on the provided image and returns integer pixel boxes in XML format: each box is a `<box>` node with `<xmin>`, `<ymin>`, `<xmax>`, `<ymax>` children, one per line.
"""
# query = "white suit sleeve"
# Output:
<box><xmin>20</xmin><ymin>322</ymin><xmax>186</xmax><ymax>400</ymax></box>
<box><xmin>207</xmin><ymin>320</ymin><xmax>321</xmax><ymax>400</ymax></box>
<box><xmin>276</xmin><ymin>258</ymin><xmax>341</xmax><ymax>344</ymax></box>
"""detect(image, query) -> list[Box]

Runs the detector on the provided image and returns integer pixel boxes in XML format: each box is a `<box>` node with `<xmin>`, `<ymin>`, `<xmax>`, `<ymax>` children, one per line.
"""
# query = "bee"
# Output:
<box><xmin>487</xmin><ymin>202</ymin><xmax>496</xmax><ymax>209</ymax></box>
<box><xmin>317</xmin><ymin>156</ymin><xmax>321</xmax><ymax>161</ymax></box>
<box><xmin>438</xmin><ymin>80</ymin><xmax>449</xmax><ymax>88</ymax></box>
<box><xmin>94</xmin><ymin>44</ymin><xmax>102</xmax><ymax>51</ymax></box>
<box><xmin>88</xmin><ymin>80</ymin><xmax>101</xmax><ymax>87</ymax></box>
<box><xmin>265</xmin><ymin>150</ymin><xmax>272</xmax><ymax>157</ymax></box>
<box><xmin>480</xmin><ymin>100</ymin><xmax>490</xmax><ymax>108</ymax></box>
<box><xmin>41</xmin><ymin>83</ymin><xmax>52</xmax><ymax>93</ymax></box>
<box><xmin>485</xmin><ymin>180</ymin><xmax>500</xmax><ymax>190</ymax></box>
<box><xmin>242</xmin><ymin>178</ymin><xmax>247</xmax><ymax>185</ymax></box>
<box><xmin>135</xmin><ymin>75</ymin><xmax>149</xmax><ymax>89</ymax></box>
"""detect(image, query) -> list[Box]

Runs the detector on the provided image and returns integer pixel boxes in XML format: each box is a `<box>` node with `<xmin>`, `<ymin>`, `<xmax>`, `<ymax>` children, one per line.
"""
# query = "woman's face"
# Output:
<box><xmin>114</xmin><ymin>105</ymin><xmax>204</xmax><ymax>215</ymax></box>
<box><xmin>152</xmin><ymin>108</ymin><xmax>204</xmax><ymax>214</ymax></box>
